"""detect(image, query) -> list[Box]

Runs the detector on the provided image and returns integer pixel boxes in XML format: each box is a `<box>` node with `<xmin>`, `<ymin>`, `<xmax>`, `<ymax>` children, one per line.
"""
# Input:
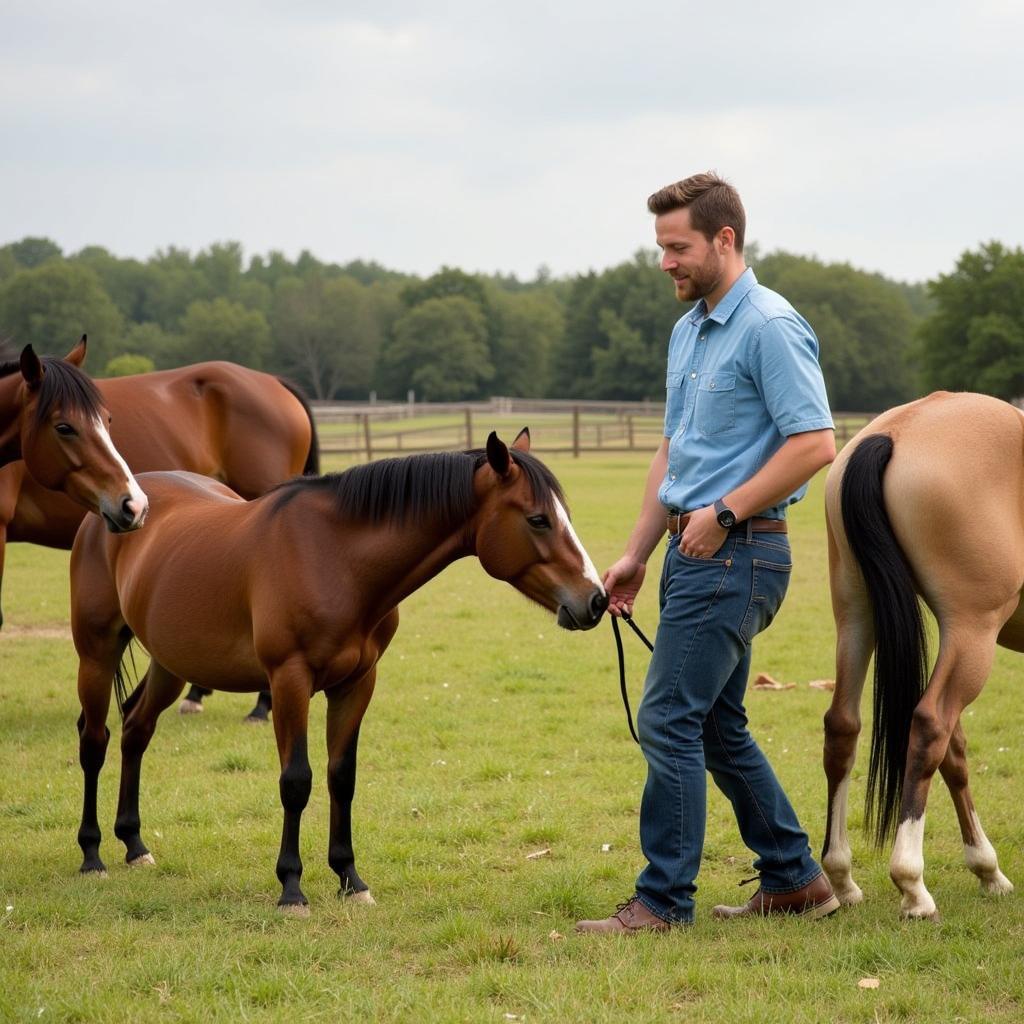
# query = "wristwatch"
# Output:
<box><xmin>714</xmin><ymin>498</ymin><xmax>737</xmax><ymax>529</ymax></box>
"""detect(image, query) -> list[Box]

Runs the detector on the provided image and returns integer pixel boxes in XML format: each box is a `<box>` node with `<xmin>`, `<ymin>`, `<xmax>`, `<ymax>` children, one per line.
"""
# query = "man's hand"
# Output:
<box><xmin>603</xmin><ymin>556</ymin><xmax>647</xmax><ymax>617</ymax></box>
<box><xmin>679</xmin><ymin>505</ymin><xmax>728</xmax><ymax>559</ymax></box>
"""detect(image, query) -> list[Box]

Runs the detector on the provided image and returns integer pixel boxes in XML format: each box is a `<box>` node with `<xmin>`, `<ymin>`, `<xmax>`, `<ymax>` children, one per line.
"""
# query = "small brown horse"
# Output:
<box><xmin>0</xmin><ymin>341</ymin><xmax>147</xmax><ymax>531</ymax></box>
<box><xmin>0</xmin><ymin>337</ymin><xmax>316</xmax><ymax>719</ymax></box>
<box><xmin>70</xmin><ymin>429</ymin><xmax>606</xmax><ymax>912</ymax></box>
<box><xmin>821</xmin><ymin>392</ymin><xmax>1020</xmax><ymax>919</ymax></box>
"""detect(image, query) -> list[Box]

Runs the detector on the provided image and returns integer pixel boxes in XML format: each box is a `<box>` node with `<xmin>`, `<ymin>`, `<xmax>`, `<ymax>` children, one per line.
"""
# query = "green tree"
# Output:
<box><xmin>377</xmin><ymin>296</ymin><xmax>493</xmax><ymax>401</ymax></box>
<box><xmin>104</xmin><ymin>353</ymin><xmax>155</xmax><ymax>377</ymax></box>
<box><xmin>0</xmin><ymin>262</ymin><xmax>123</xmax><ymax>367</ymax></box>
<box><xmin>175</xmin><ymin>298</ymin><xmax>271</xmax><ymax>368</ymax></box>
<box><xmin>756</xmin><ymin>252</ymin><xmax>920</xmax><ymax>410</ymax></box>
<box><xmin>488</xmin><ymin>289</ymin><xmax>563</xmax><ymax>397</ymax></box>
<box><xmin>3</xmin><ymin>237</ymin><xmax>63</xmax><ymax>270</ymax></box>
<box><xmin>271</xmin><ymin>275</ymin><xmax>381</xmax><ymax>399</ymax></box>
<box><xmin>918</xmin><ymin>242</ymin><xmax>1024</xmax><ymax>400</ymax></box>
<box><xmin>550</xmin><ymin>251</ymin><xmax>678</xmax><ymax>398</ymax></box>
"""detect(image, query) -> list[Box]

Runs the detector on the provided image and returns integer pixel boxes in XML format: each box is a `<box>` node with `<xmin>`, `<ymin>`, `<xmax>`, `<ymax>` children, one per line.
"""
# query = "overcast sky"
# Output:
<box><xmin>3</xmin><ymin>1</ymin><xmax>1022</xmax><ymax>284</ymax></box>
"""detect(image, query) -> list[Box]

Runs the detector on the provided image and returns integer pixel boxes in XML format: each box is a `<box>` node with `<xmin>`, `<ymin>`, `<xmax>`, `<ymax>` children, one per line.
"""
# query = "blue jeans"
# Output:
<box><xmin>634</xmin><ymin>527</ymin><xmax>821</xmax><ymax>924</ymax></box>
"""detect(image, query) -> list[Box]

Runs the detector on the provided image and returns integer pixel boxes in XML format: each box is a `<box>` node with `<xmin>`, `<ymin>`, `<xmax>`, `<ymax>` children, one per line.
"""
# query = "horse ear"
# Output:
<box><xmin>511</xmin><ymin>427</ymin><xmax>531</xmax><ymax>453</ymax></box>
<box><xmin>486</xmin><ymin>431</ymin><xmax>511</xmax><ymax>477</ymax></box>
<box><xmin>65</xmin><ymin>335</ymin><xmax>87</xmax><ymax>366</ymax></box>
<box><xmin>19</xmin><ymin>344</ymin><xmax>44</xmax><ymax>390</ymax></box>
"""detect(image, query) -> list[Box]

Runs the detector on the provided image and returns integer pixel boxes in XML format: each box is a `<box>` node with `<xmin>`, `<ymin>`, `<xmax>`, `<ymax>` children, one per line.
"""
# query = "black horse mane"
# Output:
<box><xmin>270</xmin><ymin>447</ymin><xmax>567</xmax><ymax>526</ymax></box>
<box><xmin>0</xmin><ymin>354</ymin><xmax>104</xmax><ymax>428</ymax></box>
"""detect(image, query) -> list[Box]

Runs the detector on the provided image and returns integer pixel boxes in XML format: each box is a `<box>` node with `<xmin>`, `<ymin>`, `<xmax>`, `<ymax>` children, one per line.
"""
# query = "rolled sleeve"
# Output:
<box><xmin>751</xmin><ymin>315</ymin><xmax>834</xmax><ymax>436</ymax></box>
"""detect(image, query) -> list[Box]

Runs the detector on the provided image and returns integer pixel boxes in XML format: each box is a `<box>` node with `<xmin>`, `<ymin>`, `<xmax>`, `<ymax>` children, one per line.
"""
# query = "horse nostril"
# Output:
<box><xmin>590</xmin><ymin>590</ymin><xmax>609</xmax><ymax>619</ymax></box>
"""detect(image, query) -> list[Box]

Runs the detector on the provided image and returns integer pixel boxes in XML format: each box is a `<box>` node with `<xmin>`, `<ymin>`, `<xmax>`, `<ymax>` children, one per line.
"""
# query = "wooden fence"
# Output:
<box><xmin>312</xmin><ymin>398</ymin><xmax>873</xmax><ymax>461</ymax></box>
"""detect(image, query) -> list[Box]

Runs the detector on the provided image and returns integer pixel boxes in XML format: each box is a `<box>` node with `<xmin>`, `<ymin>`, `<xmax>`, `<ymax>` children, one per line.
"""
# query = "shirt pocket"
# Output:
<box><xmin>696</xmin><ymin>371</ymin><xmax>736</xmax><ymax>436</ymax></box>
<box><xmin>666</xmin><ymin>371</ymin><xmax>684</xmax><ymax>389</ymax></box>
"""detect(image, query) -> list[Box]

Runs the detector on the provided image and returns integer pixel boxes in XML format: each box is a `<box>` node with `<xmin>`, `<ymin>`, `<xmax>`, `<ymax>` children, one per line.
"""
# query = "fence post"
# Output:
<box><xmin>362</xmin><ymin>413</ymin><xmax>373</xmax><ymax>461</ymax></box>
<box><xmin>465</xmin><ymin>407</ymin><xmax>473</xmax><ymax>449</ymax></box>
<box><xmin>627</xmin><ymin>415</ymin><xmax>635</xmax><ymax>449</ymax></box>
<box><xmin>572</xmin><ymin>406</ymin><xmax>580</xmax><ymax>458</ymax></box>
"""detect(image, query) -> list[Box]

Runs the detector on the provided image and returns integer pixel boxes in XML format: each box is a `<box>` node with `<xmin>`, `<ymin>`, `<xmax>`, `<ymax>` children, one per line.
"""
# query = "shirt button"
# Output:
<box><xmin>690</xmin><ymin>372</ymin><xmax>697</xmax><ymax>379</ymax></box>
<box><xmin>710</xmin><ymin>381</ymin><xmax>717</xmax><ymax>390</ymax></box>
<box><xmin>670</xmin><ymin>474</ymin><xmax>676</xmax><ymax>480</ymax></box>
<box><xmin>699</xmin><ymin>334</ymin><xmax>706</xmax><ymax>341</ymax></box>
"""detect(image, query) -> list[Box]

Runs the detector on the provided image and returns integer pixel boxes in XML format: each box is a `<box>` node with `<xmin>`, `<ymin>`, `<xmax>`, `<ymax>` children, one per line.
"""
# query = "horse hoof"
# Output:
<box><xmin>128</xmin><ymin>853</ymin><xmax>156</xmax><ymax>867</ymax></box>
<box><xmin>178</xmin><ymin>699</ymin><xmax>204</xmax><ymax>715</ymax></box>
<box><xmin>900</xmin><ymin>906</ymin><xmax>940</xmax><ymax>923</ymax></box>
<box><xmin>835</xmin><ymin>883</ymin><xmax>865</xmax><ymax>906</ymax></box>
<box><xmin>80</xmin><ymin>867</ymin><xmax>108</xmax><ymax>878</ymax></box>
<box><xmin>982</xmin><ymin>873</ymin><xmax>1014</xmax><ymax>895</ymax></box>
<box><xmin>343</xmin><ymin>889</ymin><xmax>376</xmax><ymax>906</ymax></box>
<box><xmin>243</xmin><ymin>714</ymin><xmax>269</xmax><ymax>725</ymax></box>
<box><xmin>277</xmin><ymin>902</ymin><xmax>311</xmax><ymax>918</ymax></box>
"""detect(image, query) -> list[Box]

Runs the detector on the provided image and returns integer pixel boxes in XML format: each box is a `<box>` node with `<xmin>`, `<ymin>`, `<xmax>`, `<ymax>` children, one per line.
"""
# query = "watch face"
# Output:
<box><xmin>718</xmin><ymin>510</ymin><xmax>736</xmax><ymax>528</ymax></box>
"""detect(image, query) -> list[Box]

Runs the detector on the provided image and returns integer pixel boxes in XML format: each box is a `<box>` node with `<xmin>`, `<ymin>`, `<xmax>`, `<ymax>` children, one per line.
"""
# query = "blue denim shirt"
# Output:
<box><xmin>658</xmin><ymin>268</ymin><xmax>833</xmax><ymax>519</ymax></box>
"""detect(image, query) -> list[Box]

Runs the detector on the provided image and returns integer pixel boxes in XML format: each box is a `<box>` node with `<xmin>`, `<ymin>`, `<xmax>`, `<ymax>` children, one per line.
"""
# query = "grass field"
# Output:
<box><xmin>1</xmin><ymin>451</ymin><xmax>1023</xmax><ymax>1023</ymax></box>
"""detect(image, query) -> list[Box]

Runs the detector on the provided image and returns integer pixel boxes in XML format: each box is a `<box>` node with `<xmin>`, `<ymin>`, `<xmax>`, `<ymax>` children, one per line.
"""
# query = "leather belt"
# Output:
<box><xmin>666</xmin><ymin>512</ymin><xmax>787</xmax><ymax>536</ymax></box>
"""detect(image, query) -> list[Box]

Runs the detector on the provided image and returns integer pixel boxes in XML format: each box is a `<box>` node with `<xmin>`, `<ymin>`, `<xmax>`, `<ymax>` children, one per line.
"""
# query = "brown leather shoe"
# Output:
<box><xmin>712</xmin><ymin>872</ymin><xmax>840</xmax><ymax>920</ymax></box>
<box><xmin>575</xmin><ymin>895</ymin><xmax>672</xmax><ymax>934</ymax></box>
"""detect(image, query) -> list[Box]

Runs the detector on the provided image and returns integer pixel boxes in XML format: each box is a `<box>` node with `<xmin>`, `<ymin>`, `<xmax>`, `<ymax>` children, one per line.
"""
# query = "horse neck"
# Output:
<box><xmin>0</xmin><ymin>377</ymin><xmax>25</xmax><ymax>464</ymax></box>
<box><xmin>300</xmin><ymin>491</ymin><xmax>480</xmax><ymax>616</ymax></box>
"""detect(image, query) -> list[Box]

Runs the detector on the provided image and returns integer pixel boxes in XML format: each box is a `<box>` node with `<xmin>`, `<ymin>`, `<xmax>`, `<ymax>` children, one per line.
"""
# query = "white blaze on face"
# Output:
<box><xmin>94</xmin><ymin>415</ymin><xmax>148</xmax><ymax>512</ymax></box>
<box><xmin>554</xmin><ymin>497</ymin><xmax>605</xmax><ymax>593</ymax></box>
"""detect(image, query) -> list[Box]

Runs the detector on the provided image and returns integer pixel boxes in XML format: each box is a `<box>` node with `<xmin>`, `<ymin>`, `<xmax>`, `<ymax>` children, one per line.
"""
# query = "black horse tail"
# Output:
<box><xmin>277</xmin><ymin>376</ymin><xmax>321</xmax><ymax>476</ymax></box>
<box><xmin>114</xmin><ymin>636</ymin><xmax>146</xmax><ymax>721</ymax></box>
<box><xmin>840</xmin><ymin>433</ymin><xmax>929</xmax><ymax>847</ymax></box>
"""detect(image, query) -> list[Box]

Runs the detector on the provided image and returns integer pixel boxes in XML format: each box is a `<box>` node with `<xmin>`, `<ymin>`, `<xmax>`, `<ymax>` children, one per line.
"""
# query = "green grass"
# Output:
<box><xmin>2</xmin><ymin>453</ymin><xmax>1023</xmax><ymax>1023</ymax></box>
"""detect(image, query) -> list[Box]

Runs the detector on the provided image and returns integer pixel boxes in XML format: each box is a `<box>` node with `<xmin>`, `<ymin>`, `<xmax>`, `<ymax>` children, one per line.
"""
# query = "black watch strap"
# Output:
<box><xmin>714</xmin><ymin>498</ymin><xmax>737</xmax><ymax>529</ymax></box>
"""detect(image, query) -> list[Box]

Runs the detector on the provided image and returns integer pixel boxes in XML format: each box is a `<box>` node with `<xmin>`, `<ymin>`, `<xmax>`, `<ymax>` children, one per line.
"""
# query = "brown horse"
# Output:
<box><xmin>821</xmin><ymin>392</ymin><xmax>1019</xmax><ymax>919</ymax></box>
<box><xmin>0</xmin><ymin>337</ymin><xmax>317</xmax><ymax>719</ymax></box>
<box><xmin>0</xmin><ymin>341</ymin><xmax>147</xmax><ymax>531</ymax></box>
<box><xmin>69</xmin><ymin>429</ymin><xmax>607</xmax><ymax>912</ymax></box>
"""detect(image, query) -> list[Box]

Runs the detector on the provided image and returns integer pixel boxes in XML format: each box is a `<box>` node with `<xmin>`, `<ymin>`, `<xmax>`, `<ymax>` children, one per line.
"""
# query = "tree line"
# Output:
<box><xmin>1</xmin><ymin>234</ymin><xmax>1018</xmax><ymax>409</ymax></box>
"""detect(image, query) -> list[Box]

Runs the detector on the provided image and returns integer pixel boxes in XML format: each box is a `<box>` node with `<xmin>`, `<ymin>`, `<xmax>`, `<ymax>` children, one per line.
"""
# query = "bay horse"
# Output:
<box><xmin>0</xmin><ymin>342</ymin><xmax>147</xmax><ymax>532</ymax></box>
<box><xmin>821</xmin><ymin>391</ymin><xmax>1019</xmax><ymax>919</ymax></box>
<box><xmin>0</xmin><ymin>336</ymin><xmax>317</xmax><ymax>720</ymax></box>
<box><xmin>69</xmin><ymin>429</ymin><xmax>607</xmax><ymax>913</ymax></box>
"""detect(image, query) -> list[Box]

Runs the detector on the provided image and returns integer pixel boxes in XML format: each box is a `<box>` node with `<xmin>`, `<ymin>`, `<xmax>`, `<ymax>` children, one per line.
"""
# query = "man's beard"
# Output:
<box><xmin>675</xmin><ymin>249</ymin><xmax>723</xmax><ymax>302</ymax></box>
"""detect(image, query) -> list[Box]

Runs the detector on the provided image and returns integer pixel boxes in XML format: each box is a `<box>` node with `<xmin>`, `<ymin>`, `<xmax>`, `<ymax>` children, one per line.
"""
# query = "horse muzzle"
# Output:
<box><xmin>556</xmin><ymin>589</ymin><xmax>608</xmax><ymax>631</ymax></box>
<box><xmin>99</xmin><ymin>493</ymin><xmax>150</xmax><ymax>533</ymax></box>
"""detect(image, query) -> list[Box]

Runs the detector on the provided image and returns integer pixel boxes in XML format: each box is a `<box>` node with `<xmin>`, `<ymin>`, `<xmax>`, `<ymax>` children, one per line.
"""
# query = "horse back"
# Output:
<box><xmin>98</xmin><ymin>362</ymin><xmax>313</xmax><ymax>498</ymax></box>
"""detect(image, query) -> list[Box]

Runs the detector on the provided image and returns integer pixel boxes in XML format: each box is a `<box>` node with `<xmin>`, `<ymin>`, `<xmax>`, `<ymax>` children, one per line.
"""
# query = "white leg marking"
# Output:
<box><xmin>964</xmin><ymin>811</ymin><xmax>1014</xmax><ymax>894</ymax></box>
<box><xmin>554</xmin><ymin>498</ymin><xmax>605</xmax><ymax>593</ymax></box>
<box><xmin>128</xmin><ymin>852</ymin><xmax>156</xmax><ymax>867</ymax></box>
<box><xmin>822</xmin><ymin>777</ymin><xmax>863</xmax><ymax>904</ymax></box>
<box><xmin>344</xmin><ymin>889</ymin><xmax>376</xmax><ymax>905</ymax></box>
<box><xmin>890</xmin><ymin>816</ymin><xmax>937</xmax><ymax>918</ymax></box>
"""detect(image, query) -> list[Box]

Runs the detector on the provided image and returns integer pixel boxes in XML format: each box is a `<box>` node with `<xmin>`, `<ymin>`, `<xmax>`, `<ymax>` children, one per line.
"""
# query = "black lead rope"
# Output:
<box><xmin>610</xmin><ymin>610</ymin><xmax>654</xmax><ymax>745</ymax></box>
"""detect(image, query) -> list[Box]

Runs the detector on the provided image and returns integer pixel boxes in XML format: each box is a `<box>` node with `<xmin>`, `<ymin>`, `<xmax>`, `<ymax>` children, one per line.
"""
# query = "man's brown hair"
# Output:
<box><xmin>647</xmin><ymin>172</ymin><xmax>746</xmax><ymax>252</ymax></box>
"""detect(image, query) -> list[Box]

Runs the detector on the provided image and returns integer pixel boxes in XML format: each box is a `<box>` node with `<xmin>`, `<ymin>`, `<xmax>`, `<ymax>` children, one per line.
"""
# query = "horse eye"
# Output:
<box><xmin>527</xmin><ymin>513</ymin><xmax>551</xmax><ymax>530</ymax></box>
<box><xmin>55</xmin><ymin>423</ymin><xmax>78</xmax><ymax>437</ymax></box>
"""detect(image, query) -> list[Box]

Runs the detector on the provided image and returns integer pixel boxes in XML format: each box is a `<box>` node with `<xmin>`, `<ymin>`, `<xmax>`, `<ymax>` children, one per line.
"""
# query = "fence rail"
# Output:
<box><xmin>312</xmin><ymin>398</ymin><xmax>873</xmax><ymax>460</ymax></box>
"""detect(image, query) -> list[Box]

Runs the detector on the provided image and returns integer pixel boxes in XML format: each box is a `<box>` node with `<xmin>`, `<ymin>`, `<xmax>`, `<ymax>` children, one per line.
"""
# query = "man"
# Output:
<box><xmin>577</xmin><ymin>173</ymin><xmax>838</xmax><ymax>933</ymax></box>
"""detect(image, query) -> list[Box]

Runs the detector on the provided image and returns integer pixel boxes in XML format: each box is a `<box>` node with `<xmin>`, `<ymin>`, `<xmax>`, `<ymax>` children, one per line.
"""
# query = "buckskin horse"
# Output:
<box><xmin>0</xmin><ymin>336</ymin><xmax>317</xmax><ymax>719</ymax></box>
<box><xmin>821</xmin><ymin>391</ymin><xmax>1018</xmax><ymax>919</ymax></box>
<box><xmin>0</xmin><ymin>342</ymin><xmax>147</xmax><ymax>532</ymax></box>
<box><xmin>69</xmin><ymin>429</ymin><xmax>607</xmax><ymax>913</ymax></box>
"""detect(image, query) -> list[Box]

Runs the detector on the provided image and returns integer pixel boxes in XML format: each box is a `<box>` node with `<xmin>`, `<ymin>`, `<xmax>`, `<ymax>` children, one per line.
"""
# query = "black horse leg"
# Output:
<box><xmin>114</xmin><ymin>663</ymin><xmax>185</xmax><ymax>865</ymax></box>
<box><xmin>328</xmin><ymin>724</ymin><xmax>370</xmax><ymax>896</ymax></box>
<box><xmin>77</xmin><ymin>712</ymin><xmax>110</xmax><ymax>874</ymax></box>
<box><xmin>179</xmin><ymin>684</ymin><xmax>211</xmax><ymax>714</ymax></box>
<box><xmin>325</xmin><ymin>674</ymin><xmax>376</xmax><ymax>901</ymax></box>
<box><xmin>244</xmin><ymin>690</ymin><xmax>273</xmax><ymax>723</ymax></box>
